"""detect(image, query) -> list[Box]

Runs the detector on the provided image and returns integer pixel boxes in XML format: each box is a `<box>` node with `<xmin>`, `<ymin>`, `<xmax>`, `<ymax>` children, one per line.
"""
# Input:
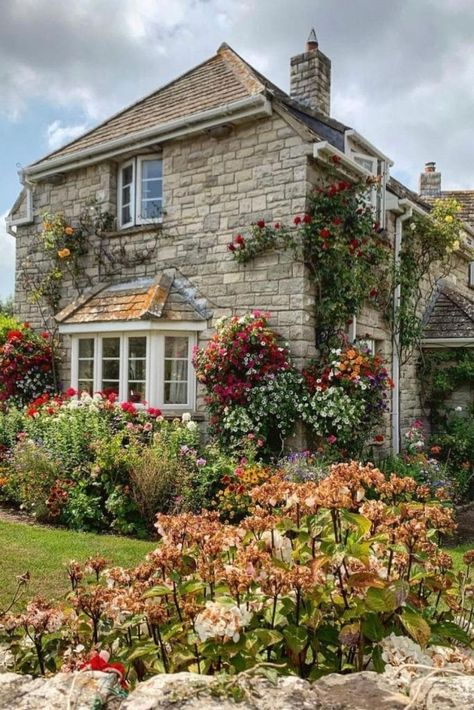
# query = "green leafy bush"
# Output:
<box><xmin>2</xmin><ymin>463</ymin><xmax>472</xmax><ymax>683</ymax></box>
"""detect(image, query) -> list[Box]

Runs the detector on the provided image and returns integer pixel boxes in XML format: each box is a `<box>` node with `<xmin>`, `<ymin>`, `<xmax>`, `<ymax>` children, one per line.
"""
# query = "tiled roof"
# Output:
<box><xmin>55</xmin><ymin>270</ymin><xmax>211</xmax><ymax>325</ymax></box>
<box><xmin>387</xmin><ymin>177</ymin><xmax>431</xmax><ymax>212</ymax></box>
<box><xmin>33</xmin><ymin>45</ymin><xmax>267</xmax><ymax>165</ymax></box>
<box><xmin>32</xmin><ymin>43</ymin><xmax>347</xmax><ymax>168</ymax></box>
<box><xmin>423</xmin><ymin>284</ymin><xmax>474</xmax><ymax>341</ymax></box>
<box><xmin>441</xmin><ymin>191</ymin><xmax>474</xmax><ymax>230</ymax></box>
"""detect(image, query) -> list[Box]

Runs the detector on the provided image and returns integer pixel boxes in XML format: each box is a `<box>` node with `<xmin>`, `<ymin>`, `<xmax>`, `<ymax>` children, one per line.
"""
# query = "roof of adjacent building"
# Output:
<box><xmin>423</xmin><ymin>284</ymin><xmax>474</xmax><ymax>341</ymax></box>
<box><xmin>55</xmin><ymin>270</ymin><xmax>211</xmax><ymax>325</ymax></box>
<box><xmin>440</xmin><ymin>191</ymin><xmax>474</xmax><ymax>231</ymax></box>
<box><xmin>32</xmin><ymin>43</ymin><xmax>347</xmax><ymax>167</ymax></box>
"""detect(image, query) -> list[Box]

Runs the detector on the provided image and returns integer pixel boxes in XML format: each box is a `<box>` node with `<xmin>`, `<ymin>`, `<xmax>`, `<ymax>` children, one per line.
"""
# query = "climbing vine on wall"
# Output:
<box><xmin>228</xmin><ymin>176</ymin><xmax>390</xmax><ymax>347</ymax></box>
<box><xmin>419</xmin><ymin>348</ymin><xmax>474</xmax><ymax>419</ymax></box>
<box><xmin>388</xmin><ymin>198</ymin><xmax>463</xmax><ymax>364</ymax></box>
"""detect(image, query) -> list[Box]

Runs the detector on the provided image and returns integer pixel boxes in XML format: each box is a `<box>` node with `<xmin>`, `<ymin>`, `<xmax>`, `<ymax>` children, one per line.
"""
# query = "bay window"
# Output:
<box><xmin>71</xmin><ymin>331</ymin><xmax>195</xmax><ymax>409</ymax></box>
<box><xmin>118</xmin><ymin>155</ymin><xmax>163</xmax><ymax>228</ymax></box>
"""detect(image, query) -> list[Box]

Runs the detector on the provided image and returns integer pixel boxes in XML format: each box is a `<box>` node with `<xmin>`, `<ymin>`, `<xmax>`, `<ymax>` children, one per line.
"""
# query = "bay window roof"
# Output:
<box><xmin>55</xmin><ymin>270</ymin><xmax>211</xmax><ymax>327</ymax></box>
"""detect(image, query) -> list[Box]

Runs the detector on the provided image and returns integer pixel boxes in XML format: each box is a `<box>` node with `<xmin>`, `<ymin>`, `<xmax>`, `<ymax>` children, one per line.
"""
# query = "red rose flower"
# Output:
<box><xmin>302</xmin><ymin>214</ymin><xmax>312</xmax><ymax>224</ymax></box>
<box><xmin>293</xmin><ymin>216</ymin><xmax>302</xmax><ymax>225</ymax></box>
<box><xmin>227</xmin><ymin>243</ymin><xmax>236</xmax><ymax>252</ymax></box>
<box><xmin>374</xmin><ymin>434</ymin><xmax>384</xmax><ymax>443</ymax></box>
<box><xmin>256</xmin><ymin>219</ymin><xmax>265</xmax><ymax>228</ymax></box>
<box><xmin>320</xmin><ymin>228</ymin><xmax>331</xmax><ymax>239</ymax></box>
<box><xmin>331</xmin><ymin>155</ymin><xmax>342</xmax><ymax>164</ymax></box>
<box><xmin>274</xmin><ymin>222</ymin><xmax>280</xmax><ymax>229</ymax></box>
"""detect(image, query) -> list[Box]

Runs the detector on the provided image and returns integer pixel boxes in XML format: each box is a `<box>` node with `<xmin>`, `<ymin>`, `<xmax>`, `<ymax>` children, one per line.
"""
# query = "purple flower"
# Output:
<box><xmin>196</xmin><ymin>457</ymin><xmax>207</xmax><ymax>467</ymax></box>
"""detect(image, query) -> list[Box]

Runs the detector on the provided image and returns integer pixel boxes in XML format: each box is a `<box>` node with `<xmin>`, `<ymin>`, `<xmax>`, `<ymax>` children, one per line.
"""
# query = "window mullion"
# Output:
<box><xmin>120</xmin><ymin>335</ymin><xmax>127</xmax><ymax>402</ymax></box>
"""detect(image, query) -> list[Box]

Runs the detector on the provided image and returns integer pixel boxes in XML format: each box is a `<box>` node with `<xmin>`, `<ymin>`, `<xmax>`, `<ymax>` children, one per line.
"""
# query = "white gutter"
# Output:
<box><xmin>391</xmin><ymin>200</ymin><xmax>414</xmax><ymax>455</ymax></box>
<box><xmin>25</xmin><ymin>95</ymin><xmax>272</xmax><ymax>180</ymax></box>
<box><xmin>6</xmin><ymin>169</ymin><xmax>34</xmax><ymax>232</ymax></box>
<box><xmin>312</xmin><ymin>141</ymin><xmax>372</xmax><ymax>179</ymax></box>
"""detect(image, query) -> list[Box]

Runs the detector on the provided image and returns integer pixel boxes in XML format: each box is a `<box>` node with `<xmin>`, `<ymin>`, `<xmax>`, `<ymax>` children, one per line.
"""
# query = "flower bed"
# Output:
<box><xmin>1</xmin><ymin>462</ymin><xmax>472</xmax><ymax>685</ymax></box>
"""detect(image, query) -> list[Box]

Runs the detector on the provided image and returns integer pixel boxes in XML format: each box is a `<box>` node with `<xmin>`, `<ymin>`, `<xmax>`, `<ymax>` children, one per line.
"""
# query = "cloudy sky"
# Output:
<box><xmin>1</xmin><ymin>0</ymin><xmax>473</xmax><ymax>299</ymax></box>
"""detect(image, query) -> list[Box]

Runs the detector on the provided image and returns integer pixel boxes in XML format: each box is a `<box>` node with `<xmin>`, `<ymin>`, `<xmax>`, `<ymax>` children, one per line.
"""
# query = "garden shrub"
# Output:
<box><xmin>2</xmin><ymin>462</ymin><xmax>473</xmax><ymax>684</ymax></box>
<box><xmin>0</xmin><ymin>391</ymin><xmax>207</xmax><ymax>535</ymax></box>
<box><xmin>430</xmin><ymin>411</ymin><xmax>474</xmax><ymax>500</ymax></box>
<box><xmin>0</xmin><ymin>321</ymin><xmax>57</xmax><ymax>407</ymax></box>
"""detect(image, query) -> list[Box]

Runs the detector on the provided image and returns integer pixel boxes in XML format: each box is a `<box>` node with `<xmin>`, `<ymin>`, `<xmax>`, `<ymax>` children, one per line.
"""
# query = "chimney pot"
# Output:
<box><xmin>425</xmin><ymin>161</ymin><xmax>436</xmax><ymax>173</ymax></box>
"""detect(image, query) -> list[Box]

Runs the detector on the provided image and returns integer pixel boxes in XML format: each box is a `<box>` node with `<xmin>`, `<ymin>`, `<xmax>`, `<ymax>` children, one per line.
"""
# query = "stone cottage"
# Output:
<box><xmin>6</xmin><ymin>31</ymin><xmax>474</xmax><ymax>451</ymax></box>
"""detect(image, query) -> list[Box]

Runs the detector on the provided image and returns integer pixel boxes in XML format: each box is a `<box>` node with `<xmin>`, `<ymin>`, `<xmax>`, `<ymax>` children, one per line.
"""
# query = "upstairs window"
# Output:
<box><xmin>118</xmin><ymin>155</ymin><xmax>163</xmax><ymax>228</ymax></box>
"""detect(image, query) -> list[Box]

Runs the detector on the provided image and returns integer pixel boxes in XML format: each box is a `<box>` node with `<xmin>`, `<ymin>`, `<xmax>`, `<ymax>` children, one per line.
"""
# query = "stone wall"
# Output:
<box><xmin>13</xmin><ymin>112</ymin><xmax>319</xmax><ymax>413</ymax></box>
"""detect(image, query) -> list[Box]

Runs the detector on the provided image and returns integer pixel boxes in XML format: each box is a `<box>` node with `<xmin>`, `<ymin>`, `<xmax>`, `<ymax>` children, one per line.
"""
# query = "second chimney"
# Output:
<box><xmin>290</xmin><ymin>28</ymin><xmax>331</xmax><ymax>115</ymax></box>
<box><xmin>419</xmin><ymin>161</ymin><xmax>441</xmax><ymax>197</ymax></box>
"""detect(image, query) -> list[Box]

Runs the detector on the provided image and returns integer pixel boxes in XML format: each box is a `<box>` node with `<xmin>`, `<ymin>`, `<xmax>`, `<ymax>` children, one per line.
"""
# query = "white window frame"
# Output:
<box><xmin>349</xmin><ymin>150</ymin><xmax>387</xmax><ymax>228</ymax></box>
<box><xmin>117</xmin><ymin>155</ymin><xmax>163</xmax><ymax>229</ymax></box>
<box><xmin>70</xmin><ymin>330</ymin><xmax>196</xmax><ymax>410</ymax></box>
<box><xmin>118</xmin><ymin>159</ymin><xmax>135</xmax><ymax>229</ymax></box>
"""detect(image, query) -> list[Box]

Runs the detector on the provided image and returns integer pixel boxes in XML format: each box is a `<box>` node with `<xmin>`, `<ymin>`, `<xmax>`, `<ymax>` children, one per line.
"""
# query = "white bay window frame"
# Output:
<box><xmin>69</xmin><ymin>328</ymin><xmax>197</xmax><ymax>411</ymax></box>
<box><xmin>117</xmin><ymin>154</ymin><xmax>163</xmax><ymax>229</ymax></box>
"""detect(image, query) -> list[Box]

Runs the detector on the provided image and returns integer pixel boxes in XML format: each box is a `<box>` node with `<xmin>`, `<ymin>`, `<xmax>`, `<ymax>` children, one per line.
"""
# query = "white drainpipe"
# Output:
<box><xmin>391</xmin><ymin>201</ymin><xmax>413</xmax><ymax>454</ymax></box>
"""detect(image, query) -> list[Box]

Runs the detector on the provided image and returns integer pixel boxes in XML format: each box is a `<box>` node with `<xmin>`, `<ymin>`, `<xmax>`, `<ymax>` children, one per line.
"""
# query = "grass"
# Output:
<box><xmin>0</xmin><ymin>519</ymin><xmax>155</xmax><ymax>611</ymax></box>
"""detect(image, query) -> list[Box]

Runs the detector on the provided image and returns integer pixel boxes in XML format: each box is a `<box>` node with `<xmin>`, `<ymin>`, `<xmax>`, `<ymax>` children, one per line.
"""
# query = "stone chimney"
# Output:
<box><xmin>290</xmin><ymin>28</ymin><xmax>331</xmax><ymax>115</ymax></box>
<box><xmin>419</xmin><ymin>161</ymin><xmax>441</xmax><ymax>197</ymax></box>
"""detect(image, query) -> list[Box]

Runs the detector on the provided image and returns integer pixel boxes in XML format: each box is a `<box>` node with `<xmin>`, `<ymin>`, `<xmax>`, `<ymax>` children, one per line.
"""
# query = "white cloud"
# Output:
<box><xmin>0</xmin><ymin>0</ymin><xmax>473</xmax><ymax>190</ymax></box>
<box><xmin>46</xmin><ymin>120</ymin><xmax>90</xmax><ymax>150</ymax></box>
<box><xmin>0</xmin><ymin>212</ymin><xmax>16</xmax><ymax>300</ymax></box>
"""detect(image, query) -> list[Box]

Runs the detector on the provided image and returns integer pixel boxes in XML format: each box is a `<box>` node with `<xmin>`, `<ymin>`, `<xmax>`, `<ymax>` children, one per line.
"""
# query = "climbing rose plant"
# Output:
<box><xmin>193</xmin><ymin>312</ymin><xmax>302</xmax><ymax>451</ymax></box>
<box><xmin>0</xmin><ymin>324</ymin><xmax>56</xmax><ymax>407</ymax></box>
<box><xmin>228</xmin><ymin>178</ymin><xmax>390</xmax><ymax>345</ymax></box>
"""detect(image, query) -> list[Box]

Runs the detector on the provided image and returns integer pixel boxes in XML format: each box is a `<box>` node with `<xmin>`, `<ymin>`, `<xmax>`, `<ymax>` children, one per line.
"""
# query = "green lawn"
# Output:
<box><xmin>0</xmin><ymin>520</ymin><xmax>156</xmax><ymax>611</ymax></box>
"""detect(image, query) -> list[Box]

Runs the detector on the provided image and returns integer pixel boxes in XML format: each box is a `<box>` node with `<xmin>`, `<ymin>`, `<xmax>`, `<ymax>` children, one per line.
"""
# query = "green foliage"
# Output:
<box><xmin>430</xmin><ymin>413</ymin><xmax>474</xmax><ymax>500</ymax></box>
<box><xmin>2</xmin><ymin>463</ymin><xmax>472</xmax><ymax>683</ymax></box>
<box><xmin>420</xmin><ymin>348</ymin><xmax>474</xmax><ymax>419</ymax></box>
<box><xmin>390</xmin><ymin>199</ymin><xmax>463</xmax><ymax>361</ymax></box>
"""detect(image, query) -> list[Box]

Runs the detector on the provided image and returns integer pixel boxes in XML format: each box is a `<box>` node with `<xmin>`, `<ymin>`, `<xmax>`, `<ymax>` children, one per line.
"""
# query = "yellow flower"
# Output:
<box><xmin>452</xmin><ymin>239</ymin><xmax>460</xmax><ymax>251</ymax></box>
<box><xmin>57</xmin><ymin>248</ymin><xmax>71</xmax><ymax>259</ymax></box>
<box><xmin>444</xmin><ymin>215</ymin><xmax>454</xmax><ymax>223</ymax></box>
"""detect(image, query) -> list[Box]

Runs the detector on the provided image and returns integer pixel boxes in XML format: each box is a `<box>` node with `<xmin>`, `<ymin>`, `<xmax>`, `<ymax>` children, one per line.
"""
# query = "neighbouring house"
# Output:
<box><xmin>6</xmin><ymin>30</ymin><xmax>474</xmax><ymax>451</ymax></box>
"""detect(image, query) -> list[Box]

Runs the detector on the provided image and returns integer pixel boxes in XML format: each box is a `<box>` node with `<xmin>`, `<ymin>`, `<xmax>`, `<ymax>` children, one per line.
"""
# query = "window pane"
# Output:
<box><xmin>128</xmin><ymin>359</ymin><xmax>146</xmax><ymax>381</ymax></box>
<box><xmin>78</xmin><ymin>379</ymin><xmax>93</xmax><ymax>394</ymax></box>
<box><xmin>143</xmin><ymin>181</ymin><xmax>162</xmax><ymax>199</ymax></box>
<box><xmin>141</xmin><ymin>199</ymin><xmax>162</xmax><ymax>220</ymax></box>
<box><xmin>122</xmin><ymin>185</ymin><xmax>131</xmax><ymax>205</ymax></box>
<box><xmin>102</xmin><ymin>381</ymin><xmax>119</xmax><ymax>397</ymax></box>
<box><xmin>103</xmin><ymin>338</ymin><xmax>120</xmax><ymax>358</ymax></box>
<box><xmin>142</xmin><ymin>159</ymin><xmax>162</xmax><ymax>180</ymax></box>
<box><xmin>78</xmin><ymin>339</ymin><xmax>94</xmax><ymax>358</ymax></box>
<box><xmin>78</xmin><ymin>360</ymin><xmax>93</xmax><ymax>379</ymax></box>
<box><xmin>122</xmin><ymin>205</ymin><xmax>131</xmax><ymax>225</ymax></box>
<box><xmin>165</xmin><ymin>336</ymin><xmax>188</xmax><ymax>359</ymax></box>
<box><xmin>164</xmin><ymin>382</ymin><xmax>187</xmax><ymax>405</ymax></box>
<box><xmin>129</xmin><ymin>337</ymin><xmax>146</xmax><ymax>358</ymax></box>
<box><xmin>128</xmin><ymin>383</ymin><xmax>146</xmax><ymax>403</ymax></box>
<box><xmin>102</xmin><ymin>359</ymin><xmax>120</xmax><ymax>380</ymax></box>
<box><xmin>164</xmin><ymin>359</ymin><xmax>188</xmax><ymax>382</ymax></box>
<box><xmin>122</xmin><ymin>164</ymin><xmax>133</xmax><ymax>185</ymax></box>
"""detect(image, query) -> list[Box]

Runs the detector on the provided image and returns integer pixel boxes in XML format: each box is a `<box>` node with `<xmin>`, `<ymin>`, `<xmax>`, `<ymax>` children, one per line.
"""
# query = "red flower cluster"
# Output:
<box><xmin>0</xmin><ymin>324</ymin><xmax>56</xmax><ymax>407</ymax></box>
<box><xmin>193</xmin><ymin>312</ymin><xmax>291</xmax><ymax>411</ymax></box>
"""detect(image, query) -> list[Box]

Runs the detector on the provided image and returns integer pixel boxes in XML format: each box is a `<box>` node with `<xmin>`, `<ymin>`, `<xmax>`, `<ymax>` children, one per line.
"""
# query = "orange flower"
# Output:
<box><xmin>430</xmin><ymin>445</ymin><xmax>442</xmax><ymax>455</ymax></box>
<box><xmin>346</xmin><ymin>350</ymin><xmax>357</xmax><ymax>360</ymax></box>
<box><xmin>57</xmin><ymin>248</ymin><xmax>71</xmax><ymax>259</ymax></box>
<box><xmin>64</xmin><ymin>226</ymin><xmax>74</xmax><ymax>236</ymax></box>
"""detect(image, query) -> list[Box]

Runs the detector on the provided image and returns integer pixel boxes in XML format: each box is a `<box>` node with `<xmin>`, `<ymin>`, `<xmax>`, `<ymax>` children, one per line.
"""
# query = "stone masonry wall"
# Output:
<box><xmin>13</xmin><ymin>112</ymin><xmax>319</xmax><ymax>414</ymax></box>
